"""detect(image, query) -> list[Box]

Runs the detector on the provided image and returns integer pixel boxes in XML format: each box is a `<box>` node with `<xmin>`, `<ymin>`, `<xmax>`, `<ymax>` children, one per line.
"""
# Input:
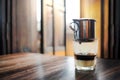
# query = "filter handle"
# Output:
<box><xmin>69</xmin><ymin>22</ymin><xmax>79</xmax><ymax>31</ymax></box>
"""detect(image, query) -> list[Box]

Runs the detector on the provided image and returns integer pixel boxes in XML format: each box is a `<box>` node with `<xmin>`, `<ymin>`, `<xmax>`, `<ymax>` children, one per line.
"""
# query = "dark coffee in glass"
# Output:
<box><xmin>73</xmin><ymin>40</ymin><xmax>98</xmax><ymax>70</ymax></box>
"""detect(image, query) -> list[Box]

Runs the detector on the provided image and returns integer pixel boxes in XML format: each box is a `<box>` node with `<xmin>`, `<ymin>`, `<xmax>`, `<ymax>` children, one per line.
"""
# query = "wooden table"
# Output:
<box><xmin>0</xmin><ymin>53</ymin><xmax>120</xmax><ymax>80</ymax></box>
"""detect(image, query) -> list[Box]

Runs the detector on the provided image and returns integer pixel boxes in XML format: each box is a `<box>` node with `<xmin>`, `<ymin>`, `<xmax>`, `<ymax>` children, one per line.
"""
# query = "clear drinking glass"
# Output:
<box><xmin>74</xmin><ymin>39</ymin><xmax>98</xmax><ymax>70</ymax></box>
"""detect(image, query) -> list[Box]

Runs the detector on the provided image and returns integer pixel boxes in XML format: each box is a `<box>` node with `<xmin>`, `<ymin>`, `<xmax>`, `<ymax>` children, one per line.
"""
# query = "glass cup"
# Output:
<box><xmin>74</xmin><ymin>39</ymin><xmax>98</xmax><ymax>70</ymax></box>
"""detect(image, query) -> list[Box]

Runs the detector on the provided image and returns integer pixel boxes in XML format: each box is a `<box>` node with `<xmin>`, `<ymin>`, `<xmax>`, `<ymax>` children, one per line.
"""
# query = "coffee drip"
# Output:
<box><xmin>70</xmin><ymin>18</ymin><xmax>96</xmax><ymax>43</ymax></box>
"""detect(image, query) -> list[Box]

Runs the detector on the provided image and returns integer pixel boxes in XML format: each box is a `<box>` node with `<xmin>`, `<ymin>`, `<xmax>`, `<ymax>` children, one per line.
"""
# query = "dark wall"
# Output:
<box><xmin>114</xmin><ymin>0</ymin><xmax>120</xmax><ymax>59</ymax></box>
<box><xmin>109</xmin><ymin>0</ymin><xmax>120</xmax><ymax>59</ymax></box>
<box><xmin>0</xmin><ymin>0</ymin><xmax>8</xmax><ymax>55</ymax></box>
<box><xmin>0</xmin><ymin>0</ymin><xmax>4</xmax><ymax>54</ymax></box>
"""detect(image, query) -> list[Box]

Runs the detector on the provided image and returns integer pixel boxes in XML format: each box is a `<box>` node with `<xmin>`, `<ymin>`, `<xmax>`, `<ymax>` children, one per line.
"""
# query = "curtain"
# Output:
<box><xmin>108</xmin><ymin>0</ymin><xmax>120</xmax><ymax>59</ymax></box>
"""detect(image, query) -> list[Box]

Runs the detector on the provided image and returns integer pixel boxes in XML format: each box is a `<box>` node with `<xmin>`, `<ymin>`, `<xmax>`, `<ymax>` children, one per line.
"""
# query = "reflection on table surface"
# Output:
<box><xmin>0</xmin><ymin>53</ymin><xmax>120</xmax><ymax>80</ymax></box>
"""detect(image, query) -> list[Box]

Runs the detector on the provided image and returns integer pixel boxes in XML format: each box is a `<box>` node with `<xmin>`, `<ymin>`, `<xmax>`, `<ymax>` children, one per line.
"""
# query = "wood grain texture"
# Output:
<box><xmin>0</xmin><ymin>53</ymin><xmax>120</xmax><ymax>80</ymax></box>
<box><xmin>12</xmin><ymin>0</ymin><xmax>38</xmax><ymax>53</ymax></box>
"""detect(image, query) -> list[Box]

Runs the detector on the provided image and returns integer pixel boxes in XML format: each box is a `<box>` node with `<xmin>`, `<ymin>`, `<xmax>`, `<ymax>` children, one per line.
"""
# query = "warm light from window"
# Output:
<box><xmin>36</xmin><ymin>0</ymin><xmax>41</xmax><ymax>31</ymax></box>
<box><xmin>66</xmin><ymin>0</ymin><xmax>80</xmax><ymax>23</ymax></box>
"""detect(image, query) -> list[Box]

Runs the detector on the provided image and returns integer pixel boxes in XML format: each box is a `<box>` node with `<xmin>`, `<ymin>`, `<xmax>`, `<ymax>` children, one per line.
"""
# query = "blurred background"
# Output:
<box><xmin>2</xmin><ymin>0</ymin><xmax>119</xmax><ymax>59</ymax></box>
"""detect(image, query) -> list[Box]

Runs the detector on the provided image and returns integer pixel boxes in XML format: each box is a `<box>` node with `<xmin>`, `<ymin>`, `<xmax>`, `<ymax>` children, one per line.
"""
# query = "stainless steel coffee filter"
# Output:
<box><xmin>70</xmin><ymin>18</ymin><xmax>96</xmax><ymax>42</ymax></box>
